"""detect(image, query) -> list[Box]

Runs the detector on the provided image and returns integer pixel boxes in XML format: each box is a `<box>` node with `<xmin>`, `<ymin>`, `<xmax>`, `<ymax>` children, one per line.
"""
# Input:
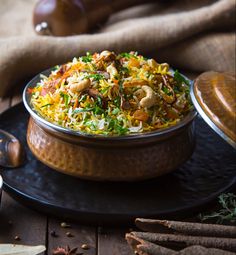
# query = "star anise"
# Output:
<box><xmin>52</xmin><ymin>245</ymin><xmax>78</xmax><ymax>255</ymax></box>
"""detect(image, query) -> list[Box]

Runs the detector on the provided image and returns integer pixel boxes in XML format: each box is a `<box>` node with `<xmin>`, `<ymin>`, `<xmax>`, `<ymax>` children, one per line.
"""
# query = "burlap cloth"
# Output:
<box><xmin>0</xmin><ymin>0</ymin><xmax>235</xmax><ymax>97</ymax></box>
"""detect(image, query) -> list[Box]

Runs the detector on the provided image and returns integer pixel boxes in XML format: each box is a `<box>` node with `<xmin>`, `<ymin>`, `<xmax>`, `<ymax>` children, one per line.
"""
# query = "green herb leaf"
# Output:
<box><xmin>78</xmin><ymin>94</ymin><xmax>87</xmax><ymax>103</ymax></box>
<box><xmin>114</xmin><ymin>96</ymin><xmax>121</xmax><ymax>108</ymax></box>
<box><xmin>174</xmin><ymin>70</ymin><xmax>190</xmax><ymax>86</ymax></box>
<box><xmin>119</xmin><ymin>52</ymin><xmax>138</xmax><ymax>59</ymax></box>
<box><xmin>199</xmin><ymin>193</ymin><xmax>236</xmax><ymax>224</ymax></box>
<box><xmin>173</xmin><ymin>87</ymin><xmax>181</xmax><ymax>93</ymax></box>
<box><xmin>112</xmin><ymin>108</ymin><xmax>120</xmax><ymax>115</ymax></box>
<box><xmin>52</xmin><ymin>65</ymin><xmax>60</xmax><ymax>71</ymax></box>
<box><xmin>41</xmin><ymin>103</ymin><xmax>53</xmax><ymax>108</ymax></box>
<box><xmin>162</xmin><ymin>86</ymin><xmax>173</xmax><ymax>96</ymax></box>
<box><xmin>80</xmin><ymin>52</ymin><xmax>92</xmax><ymax>63</ymax></box>
<box><xmin>97</xmin><ymin>96</ymin><xmax>103</xmax><ymax>107</ymax></box>
<box><xmin>73</xmin><ymin>107</ymin><xmax>93</xmax><ymax>114</ymax></box>
<box><xmin>120</xmin><ymin>66</ymin><xmax>130</xmax><ymax>75</ymax></box>
<box><xmin>85</xmin><ymin>120</ymin><xmax>97</xmax><ymax>130</ymax></box>
<box><xmin>93</xmin><ymin>105</ymin><xmax>104</xmax><ymax>115</ymax></box>
<box><xmin>106</xmin><ymin>117</ymin><xmax>128</xmax><ymax>135</ymax></box>
<box><xmin>85</xmin><ymin>74</ymin><xmax>105</xmax><ymax>81</ymax></box>
<box><xmin>60</xmin><ymin>92</ymin><xmax>71</xmax><ymax>106</ymax></box>
<box><xmin>101</xmin><ymin>87</ymin><xmax>109</xmax><ymax>94</ymax></box>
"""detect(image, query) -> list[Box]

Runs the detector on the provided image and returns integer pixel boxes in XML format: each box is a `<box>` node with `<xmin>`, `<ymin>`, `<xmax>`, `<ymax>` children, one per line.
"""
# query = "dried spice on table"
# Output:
<box><xmin>60</xmin><ymin>222</ymin><xmax>71</xmax><ymax>228</ymax></box>
<box><xmin>66</xmin><ymin>231</ymin><xmax>73</xmax><ymax>237</ymax></box>
<box><xmin>81</xmin><ymin>244</ymin><xmax>89</xmax><ymax>250</ymax></box>
<box><xmin>52</xmin><ymin>245</ymin><xmax>78</xmax><ymax>255</ymax></box>
<box><xmin>14</xmin><ymin>235</ymin><xmax>21</xmax><ymax>241</ymax></box>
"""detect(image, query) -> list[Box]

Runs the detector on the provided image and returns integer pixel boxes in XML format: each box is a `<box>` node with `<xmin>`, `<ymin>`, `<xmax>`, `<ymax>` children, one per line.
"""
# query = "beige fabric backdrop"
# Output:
<box><xmin>0</xmin><ymin>0</ymin><xmax>235</xmax><ymax>97</ymax></box>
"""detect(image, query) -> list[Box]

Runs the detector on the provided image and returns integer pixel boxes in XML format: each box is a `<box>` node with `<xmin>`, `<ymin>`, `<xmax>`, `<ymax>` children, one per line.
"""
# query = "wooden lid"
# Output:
<box><xmin>191</xmin><ymin>71</ymin><xmax>236</xmax><ymax>149</ymax></box>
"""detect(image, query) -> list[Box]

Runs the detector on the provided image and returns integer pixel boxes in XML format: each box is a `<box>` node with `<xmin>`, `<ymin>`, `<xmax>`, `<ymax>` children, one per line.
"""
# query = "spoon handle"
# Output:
<box><xmin>0</xmin><ymin>129</ymin><xmax>25</xmax><ymax>168</ymax></box>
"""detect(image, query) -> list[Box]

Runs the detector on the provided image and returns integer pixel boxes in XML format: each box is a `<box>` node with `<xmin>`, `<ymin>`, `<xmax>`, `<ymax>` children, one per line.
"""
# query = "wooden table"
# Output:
<box><xmin>0</xmin><ymin>87</ymin><xmax>133</xmax><ymax>255</ymax></box>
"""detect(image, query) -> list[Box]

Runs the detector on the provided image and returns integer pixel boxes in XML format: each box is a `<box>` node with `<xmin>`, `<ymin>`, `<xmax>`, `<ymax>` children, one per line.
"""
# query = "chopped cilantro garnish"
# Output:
<box><xmin>73</xmin><ymin>107</ymin><xmax>93</xmax><ymax>113</ymax></box>
<box><xmin>101</xmin><ymin>87</ymin><xmax>109</xmax><ymax>94</ymax></box>
<box><xmin>76</xmin><ymin>97</ymin><xmax>105</xmax><ymax>115</ymax></box>
<box><xmin>120</xmin><ymin>66</ymin><xmax>130</xmax><ymax>75</ymax></box>
<box><xmin>41</xmin><ymin>103</ymin><xmax>53</xmax><ymax>108</ymax></box>
<box><xmin>60</xmin><ymin>92</ymin><xmax>71</xmax><ymax>106</ymax></box>
<box><xmin>85</xmin><ymin>120</ymin><xmax>97</xmax><ymax>130</ymax></box>
<box><xmin>112</xmin><ymin>108</ymin><xmax>120</xmax><ymax>115</ymax></box>
<box><xmin>52</xmin><ymin>65</ymin><xmax>60</xmax><ymax>71</ymax></box>
<box><xmin>174</xmin><ymin>70</ymin><xmax>190</xmax><ymax>86</ymax></box>
<box><xmin>162</xmin><ymin>86</ymin><xmax>172</xmax><ymax>96</ymax></box>
<box><xmin>119</xmin><ymin>52</ymin><xmax>138</xmax><ymax>59</ymax></box>
<box><xmin>81</xmin><ymin>52</ymin><xmax>92</xmax><ymax>63</ymax></box>
<box><xmin>85</xmin><ymin>73</ymin><xmax>104</xmax><ymax>81</ymax></box>
<box><xmin>173</xmin><ymin>87</ymin><xmax>181</xmax><ymax>93</ymax></box>
<box><xmin>93</xmin><ymin>96</ymin><xmax>104</xmax><ymax>115</ymax></box>
<box><xmin>78</xmin><ymin>94</ymin><xmax>87</xmax><ymax>102</ymax></box>
<box><xmin>93</xmin><ymin>105</ymin><xmax>104</xmax><ymax>115</ymax></box>
<box><xmin>97</xmin><ymin>96</ymin><xmax>103</xmax><ymax>107</ymax></box>
<box><xmin>107</xmin><ymin>117</ymin><xmax>128</xmax><ymax>135</ymax></box>
<box><xmin>114</xmin><ymin>96</ymin><xmax>121</xmax><ymax>107</ymax></box>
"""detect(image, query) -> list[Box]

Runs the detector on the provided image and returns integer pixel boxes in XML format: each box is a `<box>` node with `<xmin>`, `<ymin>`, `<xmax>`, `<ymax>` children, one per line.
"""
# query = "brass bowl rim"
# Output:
<box><xmin>23</xmin><ymin>68</ymin><xmax>197</xmax><ymax>141</ymax></box>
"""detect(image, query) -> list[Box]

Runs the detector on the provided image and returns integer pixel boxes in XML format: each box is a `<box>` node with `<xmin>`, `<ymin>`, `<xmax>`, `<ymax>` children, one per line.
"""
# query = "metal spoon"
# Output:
<box><xmin>0</xmin><ymin>129</ymin><xmax>25</xmax><ymax>168</ymax></box>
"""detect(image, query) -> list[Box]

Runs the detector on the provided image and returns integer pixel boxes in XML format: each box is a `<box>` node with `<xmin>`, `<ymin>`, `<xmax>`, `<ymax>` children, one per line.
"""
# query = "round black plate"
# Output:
<box><xmin>0</xmin><ymin>103</ymin><xmax>235</xmax><ymax>224</ymax></box>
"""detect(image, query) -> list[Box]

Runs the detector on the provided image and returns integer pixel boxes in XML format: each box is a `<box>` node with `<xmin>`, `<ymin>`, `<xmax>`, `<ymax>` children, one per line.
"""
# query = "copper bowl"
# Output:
<box><xmin>23</xmin><ymin>69</ymin><xmax>197</xmax><ymax>181</ymax></box>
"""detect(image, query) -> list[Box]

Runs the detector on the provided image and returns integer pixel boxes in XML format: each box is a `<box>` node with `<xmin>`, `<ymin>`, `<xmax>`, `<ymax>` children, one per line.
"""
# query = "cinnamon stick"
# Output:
<box><xmin>135</xmin><ymin>219</ymin><xmax>236</xmax><ymax>238</ymax></box>
<box><xmin>179</xmin><ymin>245</ymin><xmax>236</xmax><ymax>255</ymax></box>
<box><xmin>126</xmin><ymin>233</ymin><xmax>176</xmax><ymax>255</ymax></box>
<box><xmin>126</xmin><ymin>233</ymin><xmax>235</xmax><ymax>255</ymax></box>
<box><xmin>125</xmin><ymin>233</ymin><xmax>144</xmax><ymax>252</ymax></box>
<box><xmin>136</xmin><ymin>241</ymin><xmax>177</xmax><ymax>255</ymax></box>
<box><xmin>137</xmin><ymin>244</ymin><xmax>236</xmax><ymax>255</ymax></box>
<box><xmin>131</xmin><ymin>232</ymin><xmax>236</xmax><ymax>252</ymax></box>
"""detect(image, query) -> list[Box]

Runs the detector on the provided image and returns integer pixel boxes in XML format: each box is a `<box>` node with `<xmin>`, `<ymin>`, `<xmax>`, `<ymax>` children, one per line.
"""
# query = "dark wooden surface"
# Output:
<box><xmin>0</xmin><ymin>88</ymin><xmax>133</xmax><ymax>255</ymax></box>
<box><xmin>0</xmin><ymin>192</ymin><xmax>132</xmax><ymax>255</ymax></box>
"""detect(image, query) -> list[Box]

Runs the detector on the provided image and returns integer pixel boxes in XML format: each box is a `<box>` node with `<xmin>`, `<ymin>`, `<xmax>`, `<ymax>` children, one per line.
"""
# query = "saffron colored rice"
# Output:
<box><xmin>29</xmin><ymin>51</ymin><xmax>192</xmax><ymax>135</ymax></box>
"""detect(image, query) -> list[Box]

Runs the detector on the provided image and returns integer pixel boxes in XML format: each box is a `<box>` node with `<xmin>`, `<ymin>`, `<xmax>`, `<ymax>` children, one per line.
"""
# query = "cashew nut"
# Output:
<box><xmin>139</xmin><ymin>85</ymin><xmax>157</xmax><ymax>108</ymax></box>
<box><xmin>99</xmin><ymin>50</ymin><xmax>116</xmax><ymax>62</ymax></box>
<box><xmin>157</xmin><ymin>63</ymin><xmax>169</xmax><ymax>73</ymax></box>
<box><xmin>134</xmin><ymin>88</ymin><xmax>145</xmax><ymax>100</ymax></box>
<box><xmin>69</xmin><ymin>78</ymin><xmax>91</xmax><ymax>93</ymax></box>
<box><xmin>160</xmin><ymin>63</ymin><xmax>169</xmax><ymax>70</ymax></box>
<box><xmin>147</xmin><ymin>59</ymin><xmax>159</xmax><ymax>68</ymax></box>
<box><xmin>106</xmin><ymin>63</ymin><xmax>118</xmax><ymax>78</ymax></box>
<box><xmin>95</xmin><ymin>51</ymin><xmax>116</xmax><ymax>69</ymax></box>
<box><xmin>147</xmin><ymin>59</ymin><xmax>169</xmax><ymax>73</ymax></box>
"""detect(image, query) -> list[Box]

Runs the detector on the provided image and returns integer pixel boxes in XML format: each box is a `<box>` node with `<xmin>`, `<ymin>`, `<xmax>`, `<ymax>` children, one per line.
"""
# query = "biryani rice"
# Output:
<box><xmin>29</xmin><ymin>51</ymin><xmax>192</xmax><ymax>135</ymax></box>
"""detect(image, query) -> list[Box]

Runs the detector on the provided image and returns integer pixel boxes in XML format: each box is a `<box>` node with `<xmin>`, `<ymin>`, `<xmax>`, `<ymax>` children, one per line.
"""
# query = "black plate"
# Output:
<box><xmin>0</xmin><ymin>103</ymin><xmax>236</xmax><ymax>224</ymax></box>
